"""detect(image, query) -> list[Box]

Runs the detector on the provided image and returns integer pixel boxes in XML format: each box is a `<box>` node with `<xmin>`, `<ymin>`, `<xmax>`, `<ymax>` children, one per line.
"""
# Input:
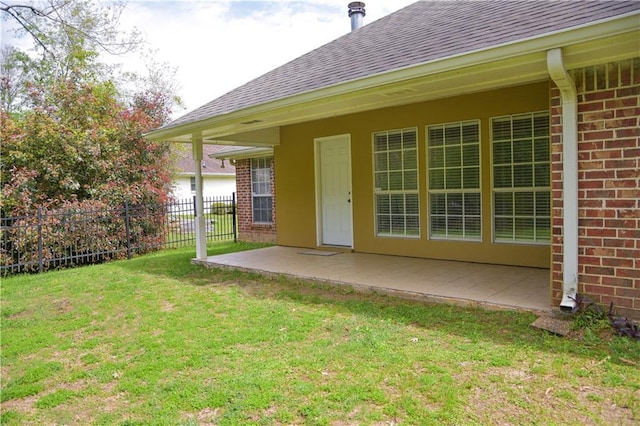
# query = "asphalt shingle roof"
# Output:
<box><xmin>160</xmin><ymin>0</ymin><xmax>640</xmax><ymax>131</ymax></box>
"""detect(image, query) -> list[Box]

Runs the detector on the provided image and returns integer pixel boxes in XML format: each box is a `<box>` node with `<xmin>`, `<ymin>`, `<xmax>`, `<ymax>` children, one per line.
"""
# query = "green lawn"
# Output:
<box><xmin>1</xmin><ymin>242</ymin><xmax>639</xmax><ymax>425</ymax></box>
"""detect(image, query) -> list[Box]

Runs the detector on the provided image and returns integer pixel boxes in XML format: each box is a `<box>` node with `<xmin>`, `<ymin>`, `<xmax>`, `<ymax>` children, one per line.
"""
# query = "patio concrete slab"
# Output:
<box><xmin>194</xmin><ymin>246</ymin><xmax>552</xmax><ymax>314</ymax></box>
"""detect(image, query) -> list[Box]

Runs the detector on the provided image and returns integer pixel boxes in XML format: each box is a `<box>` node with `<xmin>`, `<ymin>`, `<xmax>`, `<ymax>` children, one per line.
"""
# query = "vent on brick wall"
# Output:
<box><xmin>570</xmin><ymin>59</ymin><xmax>638</xmax><ymax>93</ymax></box>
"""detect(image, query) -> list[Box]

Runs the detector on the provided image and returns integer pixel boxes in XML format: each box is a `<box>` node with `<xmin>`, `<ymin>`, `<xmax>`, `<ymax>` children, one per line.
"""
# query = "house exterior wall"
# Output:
<box><xmin>236</xmin><ymin>158</ymin><xmax>277</xmax><ymax>243</ymax></box>
<box><xmin>172</xmin><ymin>175</ymin><xmax>236</xmax><ymax>201</ymax></box>
<box><xmin>275</xmin><ymin>82</ymin><xmax>551</xmax><ymax>268</ymax></box>
<box><xmin>551</xmin><ymin>58</ymin><xmax>640</xmax><ymax>319</ymax></box>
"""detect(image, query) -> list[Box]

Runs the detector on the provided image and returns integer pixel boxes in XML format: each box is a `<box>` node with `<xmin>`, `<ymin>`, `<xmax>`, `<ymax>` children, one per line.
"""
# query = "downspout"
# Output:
<box><xmin>546</xmin><ymin>48</ymin><xmax>578</xmax><ymax>311</ymax></box>
<box><xmin>192</xmin><ymin>133</ymin><xmax>207</xmax><ymax>260</ymax></box>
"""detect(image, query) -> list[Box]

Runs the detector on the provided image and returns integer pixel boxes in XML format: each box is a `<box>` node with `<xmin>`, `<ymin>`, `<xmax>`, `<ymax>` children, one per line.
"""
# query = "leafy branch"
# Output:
<box><xmin>1</xmin><ymin>0</ymin><xmax>140</xmax><ymax>59</ymax></box>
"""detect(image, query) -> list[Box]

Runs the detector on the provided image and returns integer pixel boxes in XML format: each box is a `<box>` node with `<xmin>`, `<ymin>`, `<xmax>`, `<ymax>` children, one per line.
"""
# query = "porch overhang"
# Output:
<box><xmin>145</xmin><ymin>13</ymin><xmax>639</xmax><ymax>146</ymax></box>
<box><xmin>209</xmin><ymin>146</ymin><xmax>274</xmax><ymax>161</ymax></box>
<box><xmin>175</xmin><ymin>171</ymin><xmax>235</xmax><ymax>178</ymax></box>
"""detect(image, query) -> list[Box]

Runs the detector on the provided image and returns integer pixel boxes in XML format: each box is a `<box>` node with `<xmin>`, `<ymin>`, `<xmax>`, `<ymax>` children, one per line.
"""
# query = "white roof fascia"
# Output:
<box><xmin>175</xmin><ymin>172</ymin><xmax>235</xmax><ymax>177</ymax></box>
<box><xmin>210</xmin><ymin>147</ymin><xmax>274</xmax><ymax>160</ymax></box>
<box><xmin>147</xmin><ymin>12</ymin><xmax>639</xmax><ymax>142</ymax></box>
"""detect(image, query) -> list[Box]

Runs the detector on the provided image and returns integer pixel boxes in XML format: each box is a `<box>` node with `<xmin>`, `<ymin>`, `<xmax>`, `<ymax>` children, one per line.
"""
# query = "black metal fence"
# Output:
<box><xmin>0</xmin><ymin>195</ymin><xmax>236</xmax><ymax>276</ymax></box>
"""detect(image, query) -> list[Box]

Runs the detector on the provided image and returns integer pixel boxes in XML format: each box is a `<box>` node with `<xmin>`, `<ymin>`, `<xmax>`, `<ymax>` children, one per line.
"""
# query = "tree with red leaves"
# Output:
<box><xmin>1</xmin><ymin>78</ymin><xmax>175</xmax><ymax>216</ymax></box>
<box><xmin>1</xmin><ymin>1</ymin><xmax>182</xmax><ymax>269</ymax></box>
<box><xmin>1</xmin><ymin>0</ymin><xmax>180</xmax><ymax>216</ymax></box>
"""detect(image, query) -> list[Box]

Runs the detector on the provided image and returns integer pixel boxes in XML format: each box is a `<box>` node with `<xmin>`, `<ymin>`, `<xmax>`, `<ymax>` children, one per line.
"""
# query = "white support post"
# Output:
<box><xmin>192</xmin><ymin>134</ymin><xmax>207</xmax><ymax>260</ymax></box>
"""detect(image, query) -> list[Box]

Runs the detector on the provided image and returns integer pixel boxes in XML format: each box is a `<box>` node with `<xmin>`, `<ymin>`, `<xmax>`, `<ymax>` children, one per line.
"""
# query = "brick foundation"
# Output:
<box><xmin>235</xmin><ymin>158</ymin><xmax>277</xmax><ymax>243</ymax></box>
<box><xmin>551</xmin><ymin>58</ymin><xmax>640</xmax><ymax>319</ymax></box>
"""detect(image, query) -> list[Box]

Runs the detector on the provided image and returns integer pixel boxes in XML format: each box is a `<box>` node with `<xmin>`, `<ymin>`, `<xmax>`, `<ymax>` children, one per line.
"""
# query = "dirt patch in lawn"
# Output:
<box><xmin>1</xmin><ymin>395</ymin><xmax>39</xmax><ymax>418</ymax></box>
<box><xmin>460</xmin><ymin>365</ymin><xmax>637</xmax><ymax>425</ymax></box>
<box><xmin>54</xmin><ymin>298</ymin><xmax>74</xmax><ymax>315</ymax></box>
<box><xmin>181</xmin><ymin>407</ymin><xmax>220</xmax><ymax>425</ymax></box>
<box><xmin>160</xmin><ymin>300</ymin><xmax>175</xmax><ymax>312</ymax></box>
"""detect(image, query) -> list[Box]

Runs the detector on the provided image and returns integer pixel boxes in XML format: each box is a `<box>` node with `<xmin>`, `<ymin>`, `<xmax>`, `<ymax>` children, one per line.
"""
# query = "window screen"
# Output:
<box><xmin>251</xmin><ymin>157</ymin><xmax>273</xmax><ymax>223</ymax></box>
<box><xmin>427</xmin><ymin>120</ymin><xmax>481</xmax><ymax>241</ymax></box>
<box><xmin>373</xmin><ymin>128</ymin><xmax>419</xmax><ymax>237</ymax></box>
<box><xmin>492</xmin><ymin>112</ymin><xmax>550</xmax><ymax>243</ymax></box>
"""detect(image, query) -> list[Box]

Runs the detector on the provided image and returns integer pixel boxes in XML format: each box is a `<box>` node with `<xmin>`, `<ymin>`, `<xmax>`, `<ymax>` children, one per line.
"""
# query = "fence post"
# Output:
<box><xmin>125</xmin><ymin>202</ymin><xmax>132</xmax><ymax>260</ymax></box>
<box><xmin>232</xmin><ymin>192</ymin><xmax>237</xmax><ymax>243</ymax></box>
<box><xmin>37</xmin><ymin>207</ymin><xmax>43</xmax><ymax>273</ymax></box>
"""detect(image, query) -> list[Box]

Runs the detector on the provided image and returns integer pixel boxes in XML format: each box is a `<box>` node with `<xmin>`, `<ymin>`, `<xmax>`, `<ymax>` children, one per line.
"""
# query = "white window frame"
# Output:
<box><xmin>491</xmin><ymin>111</ymin><xmax>550</xmax><ymax>244</ymax></box>
<box><xmin>251</xmin><ymin>157</ymin><xmax>273</xmax><ymax>224</ymax></box>
<box><xmin>372</xmin><ymin>128</ymin><xmax>420</xmax><ymax>238</ymax></box>
<box><xmin>190</xmin><ymin>177</ymin><xmax>196</xmax><ymax>193</ymax></box>
<box><xmin>426</xmin><ymin>120</ymin><xmax>482</xmax><ymax>242</ymax></box>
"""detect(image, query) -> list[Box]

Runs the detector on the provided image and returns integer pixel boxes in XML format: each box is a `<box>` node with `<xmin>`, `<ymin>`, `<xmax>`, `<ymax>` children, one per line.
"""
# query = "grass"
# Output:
<box><xmin>1</xmin><ymin>241</ymin><xmax>639</xmax><ymax>425</ymax></box>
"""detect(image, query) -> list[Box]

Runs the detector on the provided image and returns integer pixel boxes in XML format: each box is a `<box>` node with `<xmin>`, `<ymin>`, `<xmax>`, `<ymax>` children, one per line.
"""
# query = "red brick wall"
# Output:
<box><xmin>235</xmin><ymin>157</ymin><xmax>276</xmax><ymax>243</ymax></box>
<box><xmin>551</xmin><ymin>58</ymin><xmax>640</xmax><ymax>319</ymax></box>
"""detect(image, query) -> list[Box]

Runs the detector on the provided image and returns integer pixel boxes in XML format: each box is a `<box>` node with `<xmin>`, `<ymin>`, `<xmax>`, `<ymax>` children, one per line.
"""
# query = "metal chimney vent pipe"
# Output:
<box><xmin>348</xmin><ymin>2</ymin><xmax>366</xmax><ymax>31</ymax></box>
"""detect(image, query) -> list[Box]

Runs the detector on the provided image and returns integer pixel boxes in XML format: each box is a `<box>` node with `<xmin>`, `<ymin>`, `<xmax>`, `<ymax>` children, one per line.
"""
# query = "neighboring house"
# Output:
<box><xmin>147</xmin><ymin>1</ymin><xmax>640</xmax><ymax>319</ymax></box>
<box><xmin>172</xmin><ymin>144</ymin><xmax>236</xmax><ymax>201</ymax></box>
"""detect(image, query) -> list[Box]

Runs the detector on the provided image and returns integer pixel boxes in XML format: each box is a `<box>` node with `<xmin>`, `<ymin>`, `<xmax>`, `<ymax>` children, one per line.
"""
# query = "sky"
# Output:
<box><xmin>2</xmin><ymin>1</ymin><xmax>417</xmax><ymax>118</ymax></box>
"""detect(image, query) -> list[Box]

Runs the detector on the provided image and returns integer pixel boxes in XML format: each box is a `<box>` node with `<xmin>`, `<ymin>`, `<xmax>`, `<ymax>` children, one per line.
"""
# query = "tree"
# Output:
<box><xmin>1</xmin><ymin>77</ymin><xmax>175</xmax><ymax>215</ymax></box>
<box><xmin>0</xmin><ymin>0</ymin><xmax>183</xmax><ymax>270</ymax></box>
<box><xmin>1</xmin><ymin>0</ymin><xmax>180</xmax><ymax>216</ymax></box>
<box><xmin>1</xmin><ymin>0</ymin><xmax>144</xmax><ymax>113</ymax></box>
<box><xmin>0</xmin><ymin>45</ymin><xmax>30</xmax><ymax>111</ymax></box>
<box><xmin>1</xmin><ymin>0</ymin><xmax>140</xmax><ymax>59</ymax></box>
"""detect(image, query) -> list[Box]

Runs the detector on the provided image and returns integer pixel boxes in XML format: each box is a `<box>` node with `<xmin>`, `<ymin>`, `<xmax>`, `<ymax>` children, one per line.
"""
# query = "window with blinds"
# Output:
<box><xmin>427</xmin><ymin>120</ymin><xmax>481</xmax><ymax>241</ymax></box>
<box><xmin>251</xmin><ymin>157</ymin><xmax>273</xmax><ymax>223</ymax></box>
<box><xmin>492</xmin><ymin>112</ymin><xmax>550</xmax><ymax>244</ymax></box>
<box><xmin>373</xmin><ymin>128</ymin><xmax>419</xmax><ymax>237</ymax></box>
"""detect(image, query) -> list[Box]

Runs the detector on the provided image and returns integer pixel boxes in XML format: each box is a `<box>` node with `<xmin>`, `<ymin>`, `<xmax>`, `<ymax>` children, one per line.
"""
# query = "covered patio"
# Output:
<box><xmin>194</xmin><ymin>246</ymin><xmax>551</xmax><ymax>314</ymax></box>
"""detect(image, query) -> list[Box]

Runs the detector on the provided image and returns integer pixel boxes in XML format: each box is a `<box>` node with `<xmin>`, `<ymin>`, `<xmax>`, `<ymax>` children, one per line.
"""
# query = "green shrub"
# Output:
<box><xmin>571</xmin><ymin>294</ymin><xmax>608</xmax><ymax>331</ymax></box>
<box><xmin>209</xmin><ymin>201</ymin><xmax>234</xmax><ymax>215</ymax></box>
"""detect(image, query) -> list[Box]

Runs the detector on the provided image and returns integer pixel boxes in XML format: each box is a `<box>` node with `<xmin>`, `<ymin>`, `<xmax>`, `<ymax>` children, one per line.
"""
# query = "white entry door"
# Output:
<box><xmin>316</xmin><ymin>135</ymin><xmax>353</xmax><ymax>247</ymax></box>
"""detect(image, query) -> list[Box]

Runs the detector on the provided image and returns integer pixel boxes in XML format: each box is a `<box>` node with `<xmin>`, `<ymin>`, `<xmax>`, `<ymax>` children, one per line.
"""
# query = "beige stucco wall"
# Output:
<box><xmin>274</xmin><ymin>82</ymin><xmax>551</xmax><ymax>268</ymax></box>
